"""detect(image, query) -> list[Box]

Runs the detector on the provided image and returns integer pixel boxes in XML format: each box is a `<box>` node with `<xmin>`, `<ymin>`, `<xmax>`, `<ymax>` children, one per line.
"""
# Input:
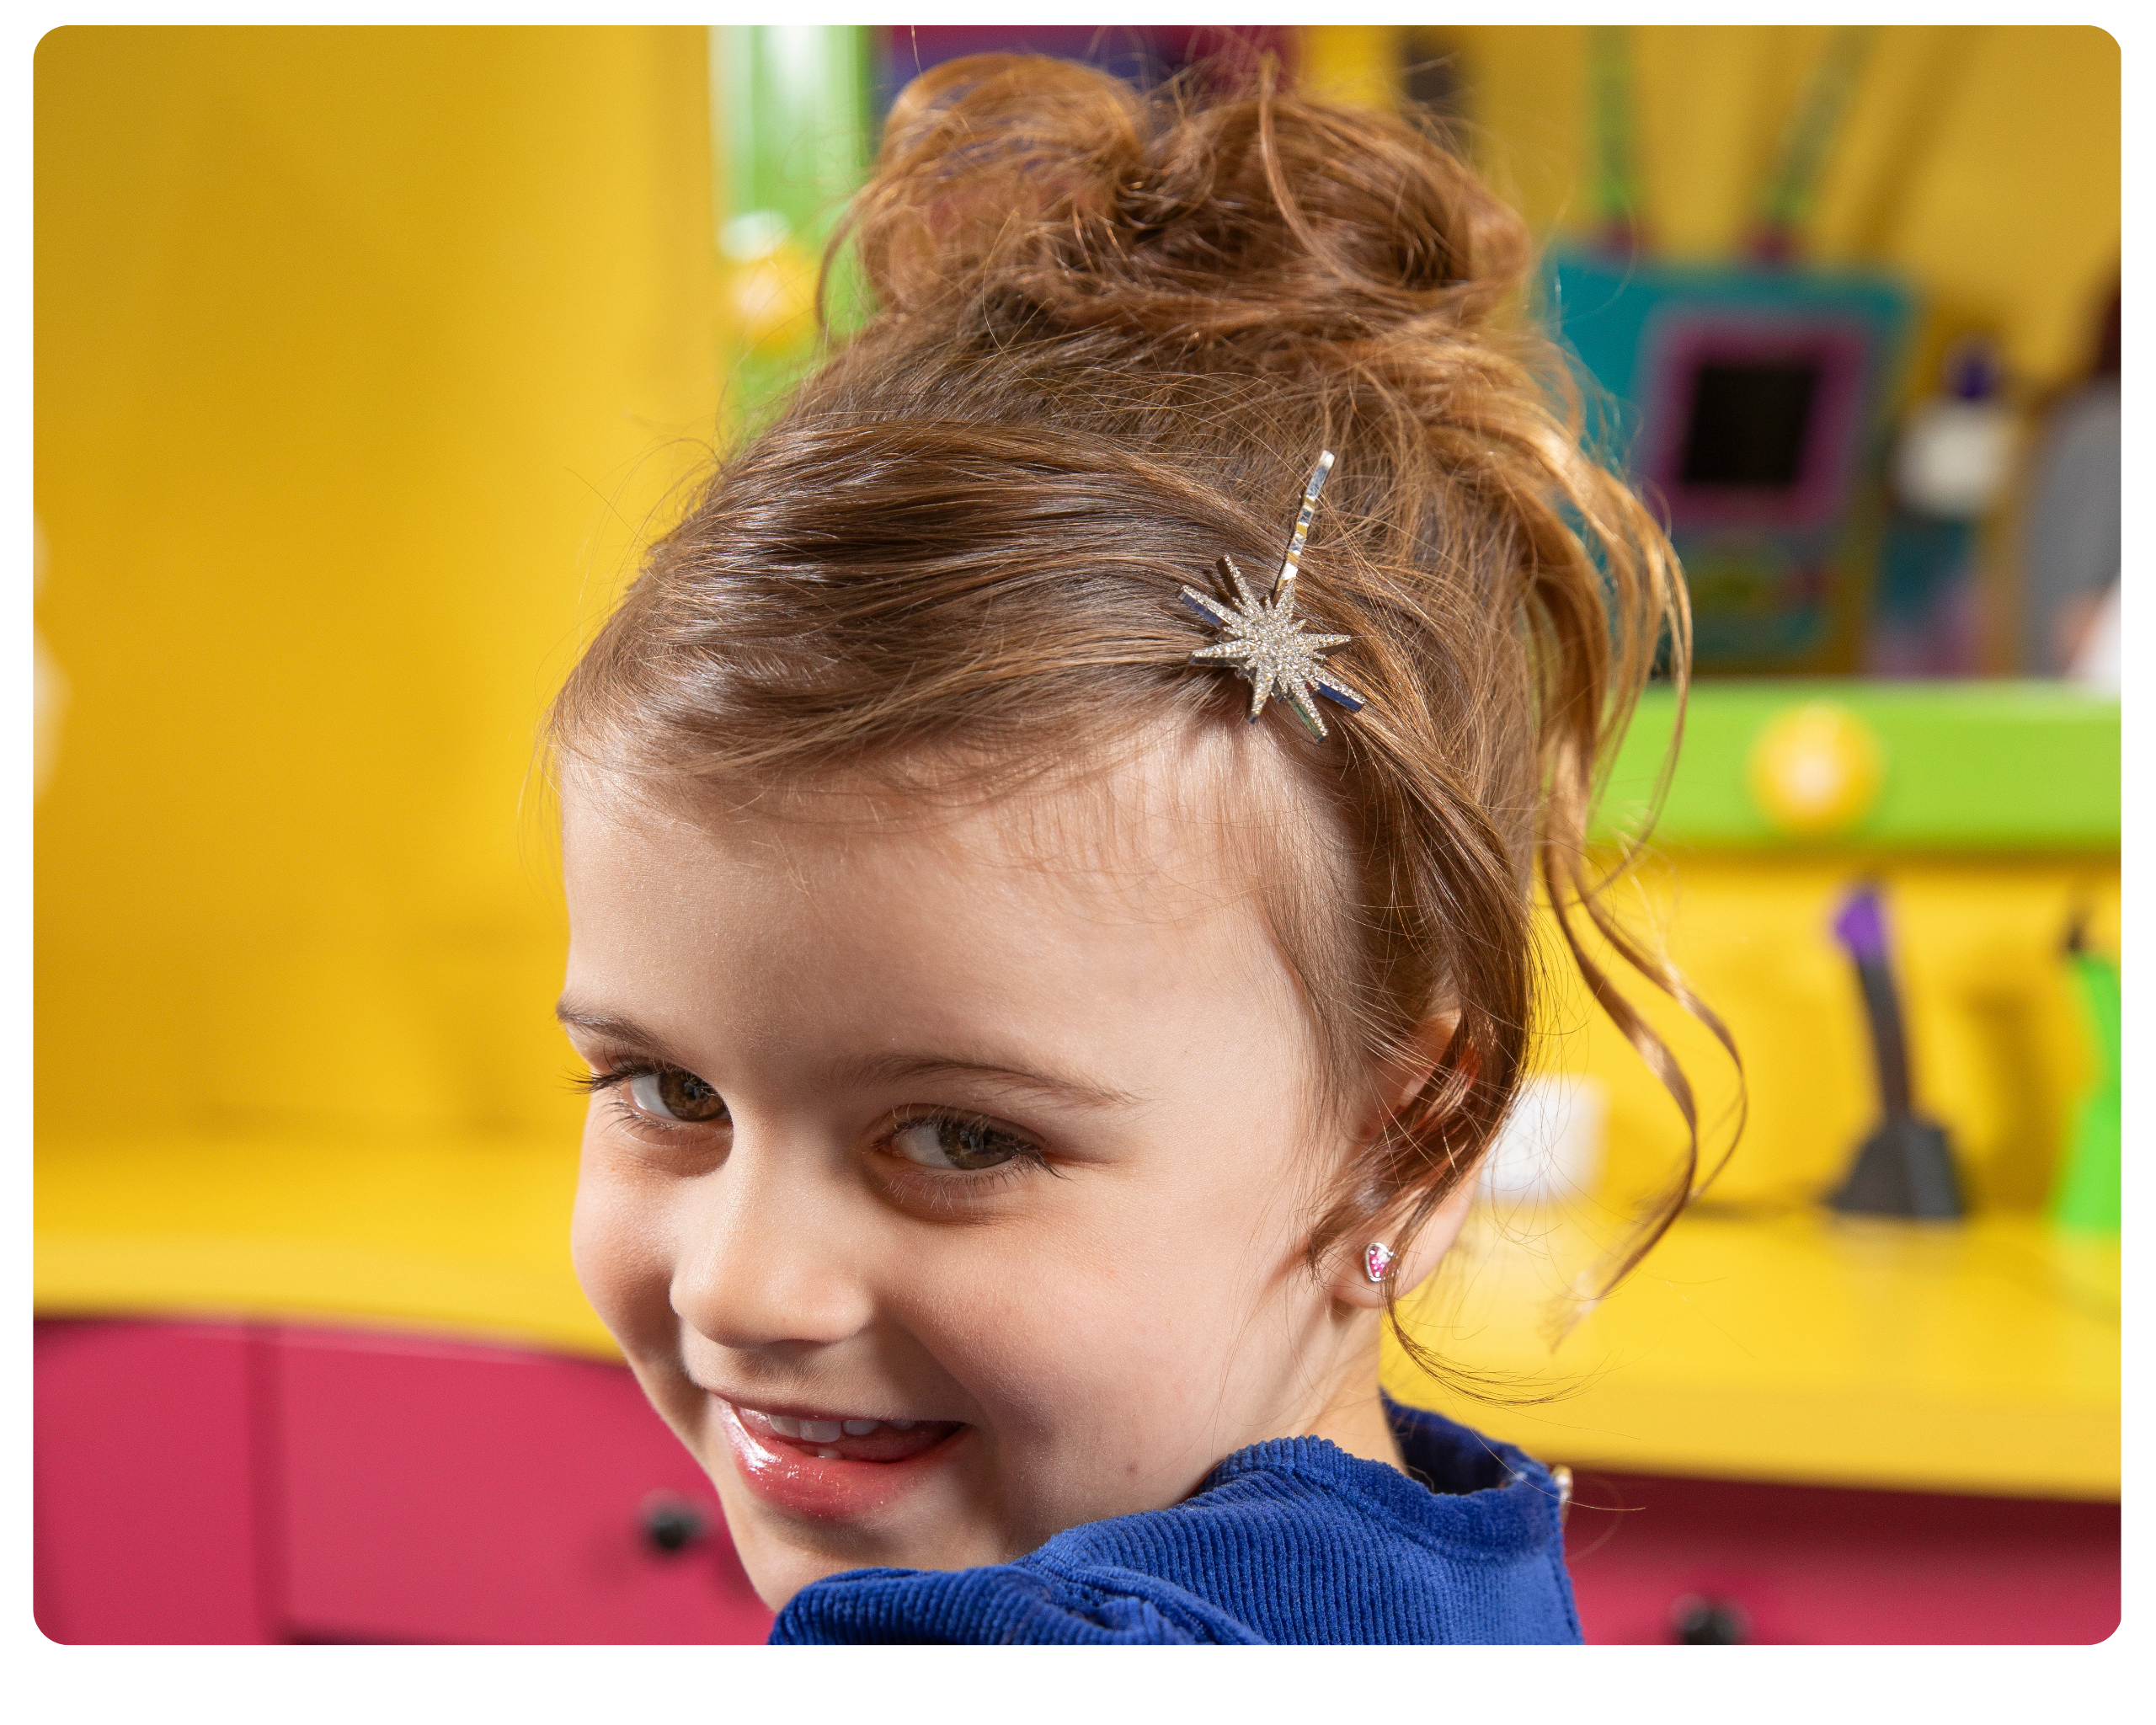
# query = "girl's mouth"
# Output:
<box><xmin>713</xmin><ymin>1398</ymin><xmax>967</xmax><ymax>1519</ymax></box>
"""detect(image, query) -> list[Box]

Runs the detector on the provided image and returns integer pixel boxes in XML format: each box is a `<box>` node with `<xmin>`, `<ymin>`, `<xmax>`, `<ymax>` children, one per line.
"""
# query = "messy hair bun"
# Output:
<box><xmin>557</xmin><ymin>54</ymin><xmax>1735</xmax><ymax>1371</ymax></box>
<box><xmin>856</xmin><ymin>52</ymin><xmax>1525</xmax><ymax>348</ymax></box>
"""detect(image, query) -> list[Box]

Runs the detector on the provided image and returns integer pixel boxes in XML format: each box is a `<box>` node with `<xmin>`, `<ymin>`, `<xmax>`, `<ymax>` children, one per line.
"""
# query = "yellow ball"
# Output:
<box><xmin>1747</xmin><ymin>702</ymin><xmax>1885</xmax><ymax>838</ymax></box>
<box><xmin>727</xmin><ymin>240</ymin><xmax>819</xmax><ymax>355</ymax></box>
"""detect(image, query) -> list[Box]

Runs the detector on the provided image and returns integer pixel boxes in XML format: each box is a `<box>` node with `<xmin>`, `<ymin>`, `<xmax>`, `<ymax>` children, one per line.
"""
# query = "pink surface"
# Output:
<box><xmin>36</xmin><ymin>1318</ymin><xmax>772</xmax><ymax>1644</ymax></box>
<box><xmin>35</xmin><ymin>1320</ymin><xmax>275</xmax><ymax>1643</ymax></box>
<box><xmin>1566</xmin><ymin>1470</ymin><xmax>2121</xmax><ymax>1644</ymax></box>
<box><xmin>270</xmin><ymin>1326</ymin><xmax>771</xmax><ymax>1643</ymax></box>
<box><xmin>39</xmin><ymin>1317</ymin><xmax>2119</xmax><ymax>1643</ymax></box>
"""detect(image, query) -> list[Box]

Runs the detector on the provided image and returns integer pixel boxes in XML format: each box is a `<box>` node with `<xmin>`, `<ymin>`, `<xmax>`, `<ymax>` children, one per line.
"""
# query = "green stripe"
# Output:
<box><xmin>1597</xmin><ymin>681</ymin><xmax>2121</xmax><ymax>850</ymax></box>
<box><xmin>713</xmin><ymin>26</ymin><xmax>876</xmax><ymax>424</ymax></box>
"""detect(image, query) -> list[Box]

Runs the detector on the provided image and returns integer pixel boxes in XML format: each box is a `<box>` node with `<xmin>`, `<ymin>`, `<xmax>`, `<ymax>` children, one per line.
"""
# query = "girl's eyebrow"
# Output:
<box><xmin>557</xmin><ymin>1001</ymin><xmax>1141</xmax><ymax>1110</ymax></box>
<box><xmin>831</xmin><ymin>1050</ymin><xmax>1142</xmax><ymax>1111</ymax></box>
<box><xmin>553</xmin><ymin>1000</ymin><xmax>701</xmax><ymax>1071</ymax></box>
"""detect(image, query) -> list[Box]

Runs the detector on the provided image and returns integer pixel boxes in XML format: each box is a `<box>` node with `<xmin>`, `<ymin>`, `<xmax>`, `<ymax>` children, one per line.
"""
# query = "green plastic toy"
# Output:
<box><xmin>2051</xmin><ymin>943</ymin><xmax>2121</xmax><ymax>1233</ymax></box>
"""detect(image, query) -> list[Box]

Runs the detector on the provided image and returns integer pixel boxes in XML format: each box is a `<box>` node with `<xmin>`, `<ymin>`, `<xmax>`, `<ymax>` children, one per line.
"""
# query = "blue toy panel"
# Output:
<box><xmin>1544</xmin><ymin>252</ymin><xmax>1913</xmax><ymax>670</ymax></box>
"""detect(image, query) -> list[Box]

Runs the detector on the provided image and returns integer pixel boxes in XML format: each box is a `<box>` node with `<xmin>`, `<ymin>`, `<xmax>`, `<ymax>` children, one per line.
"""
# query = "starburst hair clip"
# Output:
<box><xmin>1179</xmin><ymin>450</ymin><xmax>1368</xmax><ymax>740</ymax></box>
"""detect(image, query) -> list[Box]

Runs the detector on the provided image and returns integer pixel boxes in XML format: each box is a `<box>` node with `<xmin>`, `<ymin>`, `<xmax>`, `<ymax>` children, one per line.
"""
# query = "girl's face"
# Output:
<box><xmin>561</xmin><ymin>745</ymin><xmax>1442</xmax><ymax>1608</ymax></box>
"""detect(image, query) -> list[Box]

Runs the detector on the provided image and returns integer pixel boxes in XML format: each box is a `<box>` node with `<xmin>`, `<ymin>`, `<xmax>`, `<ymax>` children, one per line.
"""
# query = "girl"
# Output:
<box><xmin>550</xmin><ymin>55</ymin><xmax>1716</xmax><ymax>1644</ymax></box>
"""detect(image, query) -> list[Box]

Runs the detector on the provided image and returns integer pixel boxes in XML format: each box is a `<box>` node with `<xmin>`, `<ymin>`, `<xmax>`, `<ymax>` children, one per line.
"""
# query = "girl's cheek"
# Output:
<box><xmin>570</xmin><ymin>1132</ymin><xmax>681</xmax><ymax>1360</ymax></box>
<box><xmin>926</xmin><ymin>1226</ymin><xmax>1188</xmax><ymax>1427</ymax></box>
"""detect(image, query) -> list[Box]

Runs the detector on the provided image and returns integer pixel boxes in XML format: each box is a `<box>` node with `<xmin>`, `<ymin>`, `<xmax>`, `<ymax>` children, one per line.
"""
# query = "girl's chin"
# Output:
<box><xmin>712</xmin><ymin>1396</ymin><xmax>973</xmax><ymax>1523</ymax></box>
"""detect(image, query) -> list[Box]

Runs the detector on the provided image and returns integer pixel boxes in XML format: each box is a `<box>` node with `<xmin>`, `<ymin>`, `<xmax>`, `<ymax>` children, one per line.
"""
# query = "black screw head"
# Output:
<box><xmin>639</xmin><ymin>1491</ymin><xmax>710</xmax><ymax>1556</ymax></box>
<box><xmin>1670</xmin><ymin>1593</ymin><xmax>1750</xmax><ymax>1644</ymax></box>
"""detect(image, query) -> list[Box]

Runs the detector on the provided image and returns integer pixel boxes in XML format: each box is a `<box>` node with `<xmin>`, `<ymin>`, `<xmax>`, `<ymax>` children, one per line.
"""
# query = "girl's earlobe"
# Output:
<box><xmin>1328</xmin><ymin>1174</ymin><xmax>1479</xmax><ymax>1311</ymax></box>
<box><xmin>1330</xmin><ymin>1232</ymin><xmax>1401</xmax><ymax>1311</ymax></box>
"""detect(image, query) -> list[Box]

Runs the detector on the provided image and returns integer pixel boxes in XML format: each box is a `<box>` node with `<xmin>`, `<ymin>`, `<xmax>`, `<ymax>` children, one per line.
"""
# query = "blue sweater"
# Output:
<box><xmin>769</xmin><ymin>1398</ymin><xmax>1579</xmax><ymax>1643</ymax></box>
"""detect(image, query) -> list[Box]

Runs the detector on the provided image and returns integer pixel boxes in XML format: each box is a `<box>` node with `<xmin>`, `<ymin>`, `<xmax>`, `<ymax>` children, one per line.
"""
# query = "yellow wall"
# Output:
<box><xmin>1539</xmin><ymin>854</ymin><xmax>2120</xmax><ymax>1220</ymax></box>
<box><xmin>2121</xmin><ymin>27</ymin><xmax>2156</xmax><ymax>293</ymax></box>
<box><xmin>35</xmin><ymin>26</ymin><xmax>714</xmax><ymax>1157</ymax></box>
<box><xmin>1305</xmin><ymin>25</ymin><xmax>2121</xmax><ymax>392</ymax></box>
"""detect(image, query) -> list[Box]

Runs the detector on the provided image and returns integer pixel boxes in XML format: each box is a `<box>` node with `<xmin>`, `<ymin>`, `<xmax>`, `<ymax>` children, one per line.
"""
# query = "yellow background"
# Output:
<box><xmin>37</xmin><ymin>26</ymin><xmax>715</xmax><ymax>1155</ymax></box>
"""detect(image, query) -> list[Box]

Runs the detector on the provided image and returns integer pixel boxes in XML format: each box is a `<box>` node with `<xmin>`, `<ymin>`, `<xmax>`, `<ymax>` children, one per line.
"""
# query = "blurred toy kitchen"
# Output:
<box><xmin>34</xmin><ymin>25</ymin><xmax>2121</xmax><ymax>1644</ymax></box>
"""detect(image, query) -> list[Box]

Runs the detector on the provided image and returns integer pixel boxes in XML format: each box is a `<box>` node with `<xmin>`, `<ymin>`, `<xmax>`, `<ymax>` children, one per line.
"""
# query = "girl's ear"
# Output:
<box><xmin>1330</xmin><ymin>1012</ymin><xmax>1478</xmax><ymax>1309</ymax></box>
<box><xmin>1354</xmin><ymin>1012</ymin><xmax>1461</xmax><ymax>1149</ymax></box>
<box><xmin>1326</xmin><ymin>1174</ymin><xmax>1477</xmax><ymax>1310</ymax></box>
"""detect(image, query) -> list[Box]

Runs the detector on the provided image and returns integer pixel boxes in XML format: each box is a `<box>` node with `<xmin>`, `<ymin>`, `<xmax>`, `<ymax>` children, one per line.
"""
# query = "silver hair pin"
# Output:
<box><xmin>1179</xmin><ymin>450</ymin><xmax>1368</xmax><ymax>740</ymax></box>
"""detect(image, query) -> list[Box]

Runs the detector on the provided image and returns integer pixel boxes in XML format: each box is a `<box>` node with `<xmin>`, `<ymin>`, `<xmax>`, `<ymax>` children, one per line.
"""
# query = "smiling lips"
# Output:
<box><xmin>716</xmin><ymin>1398</ymin><xmax>965</xmax><ymax>1518</ymax></box>
<box><xmin>742</xmin><ymin>1407</ymin><xmax>958</xmax><ymax>1464</ymax></box>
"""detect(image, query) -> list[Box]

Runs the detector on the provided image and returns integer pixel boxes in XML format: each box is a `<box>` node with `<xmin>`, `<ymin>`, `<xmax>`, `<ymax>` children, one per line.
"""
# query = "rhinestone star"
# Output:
<box><xmin>1179</xmin><ymin>451</ymin><xmax>1368</xmax><ymax>740</ymax></box>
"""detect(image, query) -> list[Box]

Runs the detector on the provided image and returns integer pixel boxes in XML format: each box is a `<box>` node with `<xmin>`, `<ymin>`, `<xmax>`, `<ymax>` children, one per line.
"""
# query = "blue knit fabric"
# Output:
<box><xmin>768</xmin><ymin>1398</ymin><xmax>1580</xmax><ymax>1644</ymax></box>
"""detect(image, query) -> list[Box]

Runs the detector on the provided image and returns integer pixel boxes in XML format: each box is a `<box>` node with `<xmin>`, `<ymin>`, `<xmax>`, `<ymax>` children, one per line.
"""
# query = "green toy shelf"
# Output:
<box><xmin>1596</xmin><ymin>681</ymin><xmax>2120</xmax><ymax>852</ymax></box>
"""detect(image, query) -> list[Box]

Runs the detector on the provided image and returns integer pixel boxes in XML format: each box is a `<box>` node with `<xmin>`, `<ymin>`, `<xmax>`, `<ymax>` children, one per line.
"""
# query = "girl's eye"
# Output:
<box><xmin>627</xmin><ymin>1067</ymin><xmax>728</xmax><ymax>1124</ymax></box>
<box><xmin>889</xmin><ymin>1114</ymin><xmax>1035</xmax><ymax>1172</ymax></box>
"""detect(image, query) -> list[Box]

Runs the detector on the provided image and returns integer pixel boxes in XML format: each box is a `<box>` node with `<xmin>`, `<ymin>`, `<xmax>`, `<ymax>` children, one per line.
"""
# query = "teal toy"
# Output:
<box><xmin>1542</xmin><ymin>250</ymin><xmax>1911</xmax><ymax>672</ymax></box>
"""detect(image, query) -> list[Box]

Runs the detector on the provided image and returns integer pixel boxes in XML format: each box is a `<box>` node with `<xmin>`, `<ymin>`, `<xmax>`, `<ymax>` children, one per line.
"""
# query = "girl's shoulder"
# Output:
<box><xmin>768</xmin><ymin>1402</ymin><xmax>1581</xmax><ymax>1645</ymax></box>
<box><xmin>765</xmin><ymin>1560</ymin><xmax>1263</xmax><ymax>1645</ymax></box>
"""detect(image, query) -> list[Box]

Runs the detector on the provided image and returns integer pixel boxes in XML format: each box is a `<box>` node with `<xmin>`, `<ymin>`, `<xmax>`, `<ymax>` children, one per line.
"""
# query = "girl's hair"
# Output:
<box><xmin>552</xmin><ymin>54</ymin><xmax>1736</xmax><ymax>1378</ymax></box>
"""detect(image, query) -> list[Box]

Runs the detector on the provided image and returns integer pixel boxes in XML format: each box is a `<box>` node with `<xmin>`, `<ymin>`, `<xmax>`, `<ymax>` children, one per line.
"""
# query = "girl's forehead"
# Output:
<box><xmin>558</xmin><ymin>744</ymin><xmax>1329</xmax><ymax>1089</ymax></box>
<box><xmin>562</xmin><ymin>729</ymin><xmax>1321</xmax><ymax>930</ymax></box>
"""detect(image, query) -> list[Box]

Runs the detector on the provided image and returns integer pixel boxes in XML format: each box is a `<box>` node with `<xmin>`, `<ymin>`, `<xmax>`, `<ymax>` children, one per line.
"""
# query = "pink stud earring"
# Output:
<box><xmin>1364</xmin><ymin>1242</ymin><xmax>1396</xmax><ymax>1284</ymax></box>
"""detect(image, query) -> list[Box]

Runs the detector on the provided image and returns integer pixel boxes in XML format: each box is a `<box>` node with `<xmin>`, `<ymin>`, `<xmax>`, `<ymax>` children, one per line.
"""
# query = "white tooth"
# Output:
<box><xmin>842</xmin><ymin>1419</ymin><xmax>878</xmax><ymax>1437</ymax></box>
<box><xmin>799</xmin><ymin>1419</ymin><xmax>842</xmax><ymax>1443</ymax></box>
<box><xmin>767</xmin><ymin>1414</ymin><xmax>801</xmax><ymax>1439</ymax></box>
<box><xmin>815</xmin><ymin>1448</ymin><xmax>841</xmax><ymax>1460</ymax></box>
<box><xmin>889</xmin><ymin>1419</ymin><xmax>916</xmax><ymax>1430</ymax></box>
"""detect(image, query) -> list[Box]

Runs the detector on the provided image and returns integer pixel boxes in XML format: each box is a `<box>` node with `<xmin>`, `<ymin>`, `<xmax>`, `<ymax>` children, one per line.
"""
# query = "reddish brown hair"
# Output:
<box><xmin>553</xmin><ymin>54</ymin><xmax>1736</xmax><ymax>1377</ymax></box>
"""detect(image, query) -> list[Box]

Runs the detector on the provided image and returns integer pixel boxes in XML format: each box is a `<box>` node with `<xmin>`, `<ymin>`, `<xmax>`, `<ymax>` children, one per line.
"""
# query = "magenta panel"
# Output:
<box><xmin>268</xmin><ymin>1327</ymin><xmax>772</xmax><ymax>1643</ymax></box>
<box><xmin>44</xmin><ymin>1317</ymin><xmax>2114</xmax><ymax>1644</ymax></box>
<box><xmin>1566</xmin><ymin>1470</ymin><xmax>2121</xmax><ymax>1644</ymax></box>
<box><xmin>34</xmin><ymin>1319</ymin><xmax>275</xmax><ymax>1643</ymax></box>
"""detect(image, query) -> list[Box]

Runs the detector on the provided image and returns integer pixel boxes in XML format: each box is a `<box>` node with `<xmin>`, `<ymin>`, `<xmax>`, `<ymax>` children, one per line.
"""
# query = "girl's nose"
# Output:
<box><xmin>666</xmin><ymin>1135</ymin><xmax>875</xmax><ymax>1353</ymax></box>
